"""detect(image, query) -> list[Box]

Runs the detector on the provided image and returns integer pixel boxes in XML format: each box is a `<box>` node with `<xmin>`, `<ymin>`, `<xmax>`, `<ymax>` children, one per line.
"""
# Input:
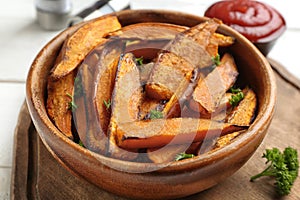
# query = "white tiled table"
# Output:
<box><xmin>0</xmin><ymin>0</ymin><xmax>299</xmax><ymax>199</ymax></box>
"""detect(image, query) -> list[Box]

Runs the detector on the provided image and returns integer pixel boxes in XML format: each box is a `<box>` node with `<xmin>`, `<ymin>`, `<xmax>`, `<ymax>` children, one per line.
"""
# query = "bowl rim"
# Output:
<box><xmin>26</xmin><ymin>9</ymin><xmax>276</xmax><ymax>174</ymax></box>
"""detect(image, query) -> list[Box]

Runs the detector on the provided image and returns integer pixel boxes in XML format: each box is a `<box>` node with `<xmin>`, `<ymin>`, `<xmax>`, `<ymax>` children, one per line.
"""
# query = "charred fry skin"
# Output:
<box><xmin>50</xmin><ymin>15</ymin><xmax>122</xmax><ymax>79</ymax></box>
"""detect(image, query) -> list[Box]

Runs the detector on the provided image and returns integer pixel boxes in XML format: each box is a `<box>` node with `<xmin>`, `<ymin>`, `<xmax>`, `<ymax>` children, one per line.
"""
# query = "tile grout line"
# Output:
<box><xmin>0</xmin><ymin>166</ymin><xmax>12</xmax><ymax>169</ymax></box>
<box><xmin>0</xmin><ymin>80</ymin><xmax>26</xmax><ymax>84</ymax></box>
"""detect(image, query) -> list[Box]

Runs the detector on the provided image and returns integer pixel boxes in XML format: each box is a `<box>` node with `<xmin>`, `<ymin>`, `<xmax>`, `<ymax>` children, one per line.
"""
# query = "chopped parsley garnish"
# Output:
<box><xmin>66</xmin><ymin>93</ymin><xmax>78</xmax><ymax>111</ymax></box>
<box><xmin>74</xmin><ymin>76</ymin><xmax>83</xmax><ymax>97</ymax></box>
<box><xmin>103</xmin><ymin>99</ymin><xmax>111</xmax><ymax>110</ymax></box>
<box><xmin>149</xmin><ymin>109</ymin><xmax>163</xmax><ymax>119</ymax></box>
<box><xmin>230</xmin><ymin>87</ymin><xmax>242</xmax><ymax>94</ymax></box>
<box><xmin>229</xmin><ymin>91</ymin><xmax>244</xmax><ymax>107</ymax></box>
<box><xmin>212</xmin><ymin>54</ymin><xmax>221</xmax><ymax>66</ymax></box>
<box><xmin>135</xmin><ymin>56</ymin><xmax>144</xmax><ymax>65</ymax></box>
<box><xmin>175</xmin><ymin>153</ymin><xmax>195</xmax><ymax>161</ymax></box>
<box><xmin>78</xmin><ymin>140</ymin><xmax>85</xmax><ymax>147</ymax></box>
<box><xmin>229</xmin><ymin>87</ymin><xmax>244</xmax><ymax>107</ymax></box>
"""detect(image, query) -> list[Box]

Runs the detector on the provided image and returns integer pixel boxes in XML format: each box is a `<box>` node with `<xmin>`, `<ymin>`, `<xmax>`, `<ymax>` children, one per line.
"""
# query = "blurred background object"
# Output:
<box><xmin>35</xmin><ymin>0</ymin><xmax>72</xmax><ymax>30</ymax></box>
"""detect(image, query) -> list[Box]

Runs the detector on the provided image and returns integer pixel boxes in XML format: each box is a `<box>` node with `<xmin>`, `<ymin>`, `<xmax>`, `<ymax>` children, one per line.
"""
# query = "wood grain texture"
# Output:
<box><xmin>11</xmin><ymin>60</ymin><xmax>300</xmax><ymax>199</ymax></box>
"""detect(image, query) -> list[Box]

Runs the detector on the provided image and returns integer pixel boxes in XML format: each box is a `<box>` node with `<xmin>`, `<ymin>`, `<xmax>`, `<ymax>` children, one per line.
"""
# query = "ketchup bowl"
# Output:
<box><xmin>26</xmin><ymin>10</ymin><xmax>276</xmax><ymax>199</ymax></box>
<box><xmin>205</xmin><ymin>0</ymin><xmax>286</xmax><ymax>56</ymax></box>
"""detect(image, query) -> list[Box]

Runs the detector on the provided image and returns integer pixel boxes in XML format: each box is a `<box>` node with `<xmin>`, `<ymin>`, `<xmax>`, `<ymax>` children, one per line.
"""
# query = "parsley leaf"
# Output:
<box><xmin>229</xmin><ymin>90</ymin><xmax>244</xmax><ymax>107</ymax></box>
<box><xmin>175</xmin><ymin>153</ymin><xmax>195</xmax><ymax>161</ymax></box>
<box><xmin>103</xmin><ymin>99</ymin><xmax>111</xmax><ymax>110</ymax></box>
<box><xmin>78</xmin><ymin>140</ymin><xmax>85</xmax><ymax>147</ymax></box>
<box><xmin>230</xmin><ymin>87</ymin><xmax>242</xmax><ymax>94</ymax></box>
<box><xmin>212</xmin><ymin>54</ymin><xmax>221</xmax><ymax>66</ymax></box>
<box><xmin>149</xmin><ymin>109</ymin><xmax>163</xmax><ymax>119</ymax></box>
<box><xmin>66</xmin><ymin>93</ymin><xmax>78</xmax><ymax>111</ymax></box>
<box><xmin>135</xmin><ymin>56</ymin><xmax>144</xmax><ymax>65</ymax></box>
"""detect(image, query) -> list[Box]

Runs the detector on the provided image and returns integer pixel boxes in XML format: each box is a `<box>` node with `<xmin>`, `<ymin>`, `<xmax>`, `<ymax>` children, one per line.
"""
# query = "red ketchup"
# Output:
<box><xmin>204</xmin><ymin>0</ymin><xmax>286</xmax><ymax>43</ymax></box>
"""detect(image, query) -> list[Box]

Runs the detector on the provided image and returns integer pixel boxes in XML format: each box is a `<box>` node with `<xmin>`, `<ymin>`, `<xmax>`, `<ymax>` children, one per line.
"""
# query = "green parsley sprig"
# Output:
<box><xmin>149</xmin><ymin>109</ymin><xmax>163</xmax><ymax>119</ymax></box>
<box><xmin>175</xmin><ymin>153</ymin><xmax>195</xmax><ymax>161</ymax></box>
<box><xmin>66</xmin><ymin>93</ymin><xmax>78</xmax><ymax>111</ymax></box>
<box><xmin>250</xmin><ymin>147</ymin><xmax>299</xmax><ymax>196</ymax></box>
<box><xmin>103</xmin><ymin>99</ymin><xmax>111</xmax><ymax>110</ymax></box>
<box><xmin>212</xmin><ymin>53</ymin><xmax>221</xmax><ymax>66</ymax></box>
<box><xmin>135</xmin><ymin>56</ymin><xmax>144</xmax><ymax>65</ymax></box>
<box><xmin>229</xmin><ymin>87</ymin><xmax>244</xmax><ymax>107</ymax></box>
<box><xmin>78</xmin><ymin>140</ymin><xmax>85</xmax><ymax>147</ymax></box>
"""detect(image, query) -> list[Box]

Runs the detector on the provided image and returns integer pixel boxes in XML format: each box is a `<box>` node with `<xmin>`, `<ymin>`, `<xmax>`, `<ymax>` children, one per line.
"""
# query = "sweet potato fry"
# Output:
<box><xmin>187</xmin><ymin>93</ymin><xmax>232</xmax><ymax>120</ymax></box>
<box><xmin>94</xmin><ymin>40</ymin><xmax>125</xmax><ymax>134</ymax></box>
<box><xmin>94</xmin><ymin>57</ymin><xmax>119</xmax><ymax>133</ymax></box>
<box><xmin>226</xmin><ymin>88</ymin><xmax>257</xmax><ymax>126</ymax></box>
<box><xmin>214</xmin><ymin>131</ymin><xmax>243</xmax><ymax>149</ymax></box>
<box><xmin>72</xmin><ymin>40</ymin><xmax>125</xmax><ymax>154</ymax></box>
<box><xmin>73</xmin><ymin>60</ymin><xmax>108</xmax><ymax>153</ymax></box>
<box><xmin>139</xmin><ymin>98</ymin><xmax>163</xmax><ymax>120</ymax></box>
<box><xmin>145</xmin><ymin>20</ymin><xmax>220</xmax><ymax>100</ymax></box>
<box><xmin>50</xmin><ymin>15</ymin><xmax>121</xmax><ymax>79</ymax></box>
<box><xmin>139</xmin><ymin>62</ymin><xmax>154</xmax><ymax>85</ymax></box>
<box><xmin>107</xmin><ymin>53</ymin><xmax>143</xmax><ymax>160</ymax></box>
<box><xmin>47</xmin><ymin>71</ymin><xmax>75</xmax><ymax>139</ymax></box>
<box><xmin>146</xmin><ymin>52</ymin><xmax>194</xmax><ymax>100</ymax></box>
<box><xmin>147</xmin><ymin>145</ymin><xmax>188</xmax><ymax>163</ymax></box>
<box><xmin>207</xmin><ymin>33</ymin><xmax>234</xmax><ymax>56</ymax></box>
<box><xmin>116</xmin><ymin>118</ymin><xmax>242</xmax><ymax>149</ymax></box>
<box><xmin>189</xmin><ymin>53</ymin><xmax>239</xmax><ymax>114</ymax></box>
<box><xmin>108</xmin><ymin>22</ymin><xmax>187</xmax><ymax>40</ymax></box>
<box><xmin>147</xmin><ymin>142</ymin><xmax>201</xmax><ymax>163</ymax></box>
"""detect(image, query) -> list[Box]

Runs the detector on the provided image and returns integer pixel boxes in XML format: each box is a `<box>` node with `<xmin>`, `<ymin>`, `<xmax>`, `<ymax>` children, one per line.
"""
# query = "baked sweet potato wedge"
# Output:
<box><xmin>107</xmin><ymin>53</ymin><xmax>143</xmax><ymax>160</ymax></box>
<box><xmin>145</xmin><ymin>20</ymin><xmax>220</xmax><ymax>100</ymax></box>
<box><xmin>187</xmin><ymin>92</ymin><xmax>232</xmax><ymax>120</ymax></box>
<box><xmin>189</xmin><ymin>53</ymin><xmax>239</xmax><ymax>114</ymax></box>
<box><xmin>73</xmin><ymin>87</ymin><xmax>107</xmax><ymax>154</ymax></box>
<box><xmin>50</xmin><ymin>15</ymin><xmax>121</xmax><ymax>79</ymax></box>
<box><xmin>214</xmin><ymin>131</ymin><xmax>243</xmax><ymax>149</ymax></box>
<box><xmin>139</xmin><ymin>98</ymin><xmax>163</xmax><ymax>120</ymax></box>
<box><xmin>94</xmin><ymin>40</ymin><xmax>125</xmax><ymax>134</ymax></box>
<box><xmin>207</xmin><ymin>33</ymin><xmax>234</xmax><ymax>56</ymax></box>
<box><xmin>138</xmin><ymin>62</ymin><xmax>154</xmax><ymax>85</ymax></box>
<box><xmin>73</xmin><ymin>59</ymin><xmax>108</xmax><ymax>153</ymax></box>
<box><xmin>71</xmin><ymin>39</ymin><xmax>123</xmax><ymax>153</ymax></box>
<box><xmin>147</xmin><ymin>142</ymin><xmax>201</xmax><ymax>163</ymax></box>
<box><xmin>47</xmin><ymin>71</ymin><xmax>75</xmax><ymax>139</ymax></box>
<box><xmin>146</xmin><ymin>52</ymin><xmax>194</xmax><ymax>100</ymax></box>
<box><xmin>226</xmin><ymin>88</ymin><xmax>257</xmax><ymax>126</ymax></box>
<box><xmin>108</xmin><ymin>22</ymin><xmax>187</xmax><ymax>40</ymax></box>
<box><xmin>147</xmin><ymin>145</ymin><xmax>188</xmax><ymax>163</ymax></box>
<box><xmin>116</xmin><ymin>118</ymin><xmax>242</xmax><ymax>149</ymax></box>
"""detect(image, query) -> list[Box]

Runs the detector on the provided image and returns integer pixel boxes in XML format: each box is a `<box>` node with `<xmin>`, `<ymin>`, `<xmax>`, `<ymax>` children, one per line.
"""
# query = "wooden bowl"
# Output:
<box><xmin>26</xmin><ymin>10</ymin><xmax>276</xmax><ymax>199</ymax></box>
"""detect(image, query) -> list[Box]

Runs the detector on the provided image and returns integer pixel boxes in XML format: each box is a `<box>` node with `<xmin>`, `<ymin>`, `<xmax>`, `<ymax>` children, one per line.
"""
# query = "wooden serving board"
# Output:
<box><xmin>11</xmin><ymin>59</ymin><xmax>300</xmax><ymax>200</ymax></box>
